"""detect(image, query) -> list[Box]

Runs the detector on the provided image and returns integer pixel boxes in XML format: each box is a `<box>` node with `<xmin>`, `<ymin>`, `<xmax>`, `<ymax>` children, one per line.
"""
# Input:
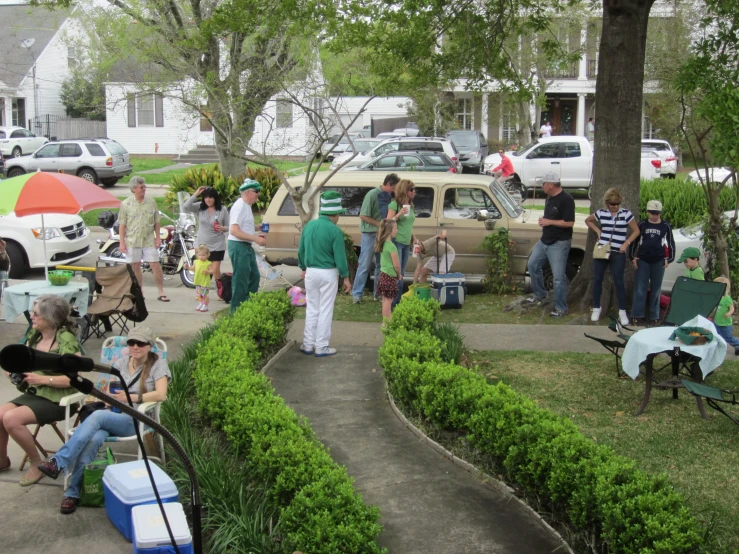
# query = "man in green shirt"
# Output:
<box><xmin>298</xmin><ymin>191</ymin><xmax>351</xmax><ymax>357</ymax></box>
<box><xmin>352</xmin><ymin>173</ymin><xmax>400</xmax><ymax>303</ymax></box>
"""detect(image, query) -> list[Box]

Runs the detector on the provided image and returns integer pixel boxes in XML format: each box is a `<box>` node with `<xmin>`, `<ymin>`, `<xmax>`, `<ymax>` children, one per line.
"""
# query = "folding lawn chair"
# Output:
<box><xmin>257</xmin><ymin>252</ymin><xmax>294</xmax><ymax>291</ymax></box>
<box><xmin>584</xmin><ymin>313</ymin><xmax>633</xmax><ymax>377</ymax></box>
<box><xmin>681</xmin><ymin>379</ymin><xmax>739</xmax><ymax>426</ymax></box>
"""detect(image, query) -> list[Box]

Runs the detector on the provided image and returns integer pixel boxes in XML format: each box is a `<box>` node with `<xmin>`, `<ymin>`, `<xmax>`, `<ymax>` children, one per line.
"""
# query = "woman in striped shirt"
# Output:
<box><xmin>585</xmin><ymin>188</ymin><xmax>640</xmax><ymax>325</ymax></box>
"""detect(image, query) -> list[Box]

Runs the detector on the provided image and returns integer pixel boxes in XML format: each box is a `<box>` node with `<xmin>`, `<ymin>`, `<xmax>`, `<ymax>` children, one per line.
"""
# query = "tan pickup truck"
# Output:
<box><xmin>262</xmin><ymin>172</ymin><xmax>588</xmax><ymax>286</ymax></box>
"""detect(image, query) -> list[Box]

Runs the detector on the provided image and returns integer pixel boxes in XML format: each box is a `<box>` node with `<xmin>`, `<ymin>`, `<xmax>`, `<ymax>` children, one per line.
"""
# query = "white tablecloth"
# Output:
<box><xmin>622</xmin><ymin>315</ymin><xmax>727</xmax><ymax>379</ymax></box>
<box><xmin>3</xmin><ymin>280</ymin><xmax>90</xmax><ymax>323</ymax></box>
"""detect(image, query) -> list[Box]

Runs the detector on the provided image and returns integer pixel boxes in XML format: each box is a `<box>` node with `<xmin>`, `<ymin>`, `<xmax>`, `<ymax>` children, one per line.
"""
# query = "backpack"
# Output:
<box><xmin>217</xmin><ymin>273</ymin><xmax>233</xmax><ymax>303</ymax></box>
<box><xmin>124</xmin><ymin>265</ymin><xmax>149</xmax><ymax>322</ymax></box>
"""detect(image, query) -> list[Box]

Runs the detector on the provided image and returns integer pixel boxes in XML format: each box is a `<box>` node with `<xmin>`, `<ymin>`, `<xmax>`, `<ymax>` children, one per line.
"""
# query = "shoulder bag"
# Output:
<box><xmin>593</xmin><ymin>211</ymin><xmax>615</xmax><ymax>260</ymax></box>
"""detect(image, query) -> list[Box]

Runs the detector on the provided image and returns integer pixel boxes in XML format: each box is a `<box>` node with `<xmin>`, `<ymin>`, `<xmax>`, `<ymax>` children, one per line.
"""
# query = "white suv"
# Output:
<box><xmin>336</xmin><ymin>137</ymin><xmax>462</xmax><ymax>173</ymax></box>
<box><xmin>641</xmin><ymin>139</ymin><xmax>677</xmax><ymax>178</ymax></box>
<box><xmin>0</xmin><ymin>126</ymin><xmax>49</xmax><ymax>158</ymax></box>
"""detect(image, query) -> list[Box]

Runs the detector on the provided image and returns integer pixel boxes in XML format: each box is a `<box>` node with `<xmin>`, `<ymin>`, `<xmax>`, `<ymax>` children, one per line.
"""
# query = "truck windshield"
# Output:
<box><xmin>511</xmin><ymin>141</ymin><xmax>538</xmax><ymax>156</ymax></box>
<box><xmin>488</xmin><ymin>181</ymin><xmax>523</xmax><ymax>218</ymax></box>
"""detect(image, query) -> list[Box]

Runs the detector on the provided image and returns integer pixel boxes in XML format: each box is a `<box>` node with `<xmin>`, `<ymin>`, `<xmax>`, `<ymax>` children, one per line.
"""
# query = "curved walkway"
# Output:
<box><xmin>268</xmin><ymin>345</ymin><xmax>567</xmax><ymax>553</ymax></box>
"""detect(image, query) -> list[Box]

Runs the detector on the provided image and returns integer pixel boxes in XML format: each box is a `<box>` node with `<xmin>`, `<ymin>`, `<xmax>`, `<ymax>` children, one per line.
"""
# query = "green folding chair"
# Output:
<box><xmin>662</xmin><ymin>276</ymin><xmax>726</xmax><ymax>326</ymax></box>
<box><xmin>584</xmin><ymin>313</ymin><xmax>633</xmax><ymax>377</ymax></box>
<box><xmin>681</xmin><ymin>379</ymin><xmax>739</xmax><ymax>426</ymax></box>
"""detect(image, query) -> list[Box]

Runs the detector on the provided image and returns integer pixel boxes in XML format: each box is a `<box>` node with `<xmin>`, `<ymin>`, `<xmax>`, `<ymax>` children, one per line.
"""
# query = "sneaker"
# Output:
<box><xmin>315</xmin><ymin>347</ymin><xmax>337</xmax><ymax>357</ymax></box>
<box><xmin>201</xmin><ymin>307</ymin><xmax>209</xmax><ymax>312</ymax></box>
<box><xmin>352</xmin><ymin>297</ymin><xmax>362</xmax><ymax>305</ymax></box>
<box><xmin>524</xmin><ymin>296</ymin><xmax>540</xmax><ymax>304</ymax></box>
<box><xmin>196</xmin><ymin>304</ymin><xmax>202</xmax><ymax>311</ymax></box>
<box><xmin>619</xmin><ymin>310</ymin><xmax>629</xmax><ymax>326</ymax></box>
<box><xmin>648</xmin><ymin>319</ymin><xmax>660</xmax><ymax>327</ymax></box>
<box><xmin>591</xmin><ymin>307</ymin><xmax>602</xmax><ymax>322</ymax></box>
<box><xmin>299</xmin><ymin>344</ymin><xmax>314</xmax><ymax>355</ymax></box>
<box><xmin>550</xmin><ymin>309</ymin><xmax>567</xmax><ymax>318</ymax></box>
<box><xmin>37</xmin><ymin>458</ymin><xmax>61</xmax><ymax>480</ymax></box>
<box><xmin>632</xmin><ymin>317</ymin><xmax>645</xmax><ymax>327</ymax></box>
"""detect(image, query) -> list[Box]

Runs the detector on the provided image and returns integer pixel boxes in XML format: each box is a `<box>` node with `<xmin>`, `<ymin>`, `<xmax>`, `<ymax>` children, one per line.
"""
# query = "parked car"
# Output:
<box><xmin>261</xmin><ymin>171</ymin><xmax>588</xmax><ymax>286</ymax></box>
<box><xmin>344</xmin><ymin>151</ymin><xmax>457</xmax><ymax>173</ymax></box>
<box><xmin>640</xmin><ymin>149</ymin><xmax>664</xmax><ymax>181</ymax></box>
<box><xmin>662</xmin><ymin>210</ymin><xmax>738</xmax><ymax>292</ymax></box>
<box><xmin>329</xmin><ymin>139</ymin><xmax>383</xmax><ymax>170</ymax></box>
<box><xmin>375</xmin><ymin>131</ymin><xmax>406</xmax><ymax>141</ymax></box>
<box><xmin>3</xmin><ymin>138</ymin><xmax>133</xmax><ymax>187</ymax></box>
<box><xmin>445</xmin><ymin>130</ymin><xmax>489</xmax><ymax>174</ymax></box>
<box><xmin>0</xmin><ymin>212</ymin><xmax>91</xmax><ymax>278</ymax></box>
<box><xmin>338</xmin><ymin>136</ymin><xmax>463</xmax><ymax>173</ymax></box>
<box><xmin>0</xmin><ymin>126</ymin><xmax>48</xmax><ymax>158</ymax></box>
<box><xmin>641</xmin><ymin>139</ymin><xmax>677</xmax><ymax>178</ymax></box>
<box><xmin>685</xmin><ymin>167</ymin><xmax>735</xmax><ymax>185</ymax></box>
<box><xmin>320</xmin><ymin>132</ymin><xmax>367</xmax><ymax>160</ymax></box>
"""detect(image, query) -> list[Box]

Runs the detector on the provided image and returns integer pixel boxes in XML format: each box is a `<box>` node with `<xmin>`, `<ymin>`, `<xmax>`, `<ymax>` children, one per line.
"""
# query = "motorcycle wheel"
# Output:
<box><xmin>180</xmin><ymin>255</ymin><xmax>196</xmax><ymax>288</ymax></box>
<box><xmin>103</xmin><ymin>243</ymin><xmax>124</xmax><ymax>266</ymax></box>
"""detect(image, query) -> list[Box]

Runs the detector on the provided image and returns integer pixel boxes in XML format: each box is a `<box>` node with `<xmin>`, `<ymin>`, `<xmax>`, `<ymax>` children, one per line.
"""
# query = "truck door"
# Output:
<box><xmin>559</xmin><ymin>141</ymin><xmax>590</xmax><ymax>188</ymax></box>
<box><xmin>522</xmin><ymin>142</ymin><xmax>562</xmax><ymax>190</ymax></box>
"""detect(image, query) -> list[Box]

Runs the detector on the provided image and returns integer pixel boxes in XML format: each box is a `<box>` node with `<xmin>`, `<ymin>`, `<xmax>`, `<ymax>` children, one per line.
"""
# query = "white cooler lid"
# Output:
<box><xmin>103</xmin><ymin>460</ymin><xmax>178</xmax><ymax>503</ymax></box>
<box><xmin>132</xmin><ymin>502</ymin><xmax>192</xmax><ymax>548</ymax></box>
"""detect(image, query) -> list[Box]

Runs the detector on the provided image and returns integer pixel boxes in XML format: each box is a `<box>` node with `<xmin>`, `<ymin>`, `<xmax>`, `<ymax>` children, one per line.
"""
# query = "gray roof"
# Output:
<box><xmin>0</xmin><ymin>4</ymin><xmax>70</xmax><ymax>90</ymax></box>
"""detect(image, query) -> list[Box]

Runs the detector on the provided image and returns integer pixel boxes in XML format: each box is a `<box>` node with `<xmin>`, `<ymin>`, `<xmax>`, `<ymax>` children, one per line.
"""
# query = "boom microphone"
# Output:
<box><xmin>0</xmin><ymin>344</ymin><xmax>95</xmax><ymax>374</ymax></box>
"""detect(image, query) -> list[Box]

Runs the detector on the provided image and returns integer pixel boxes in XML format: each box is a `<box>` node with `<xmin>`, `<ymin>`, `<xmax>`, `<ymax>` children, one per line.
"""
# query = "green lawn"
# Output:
<box><xmin>467</xmin><ymin>350</ymin><xmax>739</xmax><ymax>552</ymax></box>
<box><xmin>130</xmin><ymin>157</ymin><xmax>178</xmax><ymax>173</ymax></box>
<box><xmin>82</xmin><ymin>196</ymin><xmax>176</xmax><ymax>228</ymax></box>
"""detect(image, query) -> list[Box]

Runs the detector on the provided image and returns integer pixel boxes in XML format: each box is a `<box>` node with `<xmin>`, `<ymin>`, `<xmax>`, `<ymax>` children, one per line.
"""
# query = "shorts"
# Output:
<box><xmin>126</xmin><ymin>247</ymin><xmax>159</xmax><ymax>263</ymax></box>
<box><xmin>208</xmin><ymin>250</ymin><xmax>225</xmax><ymax>262</ymax></box>
<box><xmin>377</xmin><ymin>271</ymin><xmax>398</xmax><ymax>299</ymax></box>
<box><xmin>423</xmin><ymin>253</ymin><xmax>456</xmax><ymax>273</ymax></box>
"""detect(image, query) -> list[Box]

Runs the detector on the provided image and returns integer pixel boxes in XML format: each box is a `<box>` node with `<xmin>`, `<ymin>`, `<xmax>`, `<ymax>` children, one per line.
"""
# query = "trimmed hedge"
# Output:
<box><xmin>380</xmin><ymin>297</ymin><xmax>706</xmax><ymax>554</ymax></box>
<box><xmin>195</xmin><ymin>291</ymin><xmax>385</xmax><ymax>553</ymax></box>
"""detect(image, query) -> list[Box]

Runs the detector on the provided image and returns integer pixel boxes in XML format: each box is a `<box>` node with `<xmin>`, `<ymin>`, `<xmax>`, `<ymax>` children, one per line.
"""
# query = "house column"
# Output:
<box><xmin>578</xmin><ymin>27</ymin><xmax>587</xmax><ymax>80</ymax></box>
<box><xmin>576</xmin><ymin>94</ymin><xmax>586</xmax><ymax>136</ymax></box>
<box><xmin>481</xmin><ymin>94</ymin><xmax>489</xmax><ymax>139</ymax></box>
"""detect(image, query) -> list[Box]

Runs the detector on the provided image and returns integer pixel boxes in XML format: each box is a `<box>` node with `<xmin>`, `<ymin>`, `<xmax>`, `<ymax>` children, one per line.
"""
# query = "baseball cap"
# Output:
<box><xmin>677</xmin><ymin>247</ymin><xmax>701</xmax><ymax>263</ymax></box>
<box><xmin>646</xmin><ymin>200</ymin><xmax>663</xmax><ymax>212</ymax></box>
<box><xmin>127</xmin><ymin>327</ymin><xmax>156</xmax><ymax>346</ymax></box>
<box><xmin>535</xmin><ymin>172</ymin><xmax>560</xmax><ymax>185</ymax></box>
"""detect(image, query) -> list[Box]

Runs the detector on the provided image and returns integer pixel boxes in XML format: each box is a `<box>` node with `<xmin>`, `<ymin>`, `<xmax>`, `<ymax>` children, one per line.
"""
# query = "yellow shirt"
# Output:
<box><xmin>194</xmin><ymin>259</ymin><xmax>212</xmax><ymax>287</ymax></box>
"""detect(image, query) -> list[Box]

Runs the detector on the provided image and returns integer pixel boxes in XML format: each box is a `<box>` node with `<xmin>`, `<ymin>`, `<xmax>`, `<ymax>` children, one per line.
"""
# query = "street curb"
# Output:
<box><xmin>385</xmin><ymin>390</ymin><xmax>574</xmax><ymax>554</ymax></box>
<box><xmin>261</xmin><ymin>340</ymin><xmax>296</xmax><ymax>375</ymax></box>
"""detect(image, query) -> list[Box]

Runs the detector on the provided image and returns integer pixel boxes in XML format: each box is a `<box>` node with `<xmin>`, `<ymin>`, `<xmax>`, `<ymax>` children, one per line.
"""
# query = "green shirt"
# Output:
<box><xmin>25</xmin><ymin>329</ymin><xmax>80</xmax><ymax>404</ymax></box>
<box><xmin>388</xmin><ymin>200</ymin><xmax>416</xmax><ymax>245</ymax></box>
<box><xmin>359</xmin><ymin>187</ymin><xmax>381</xmax><ymax>233</ymax></box>
<box><xmin>381</xmin><ymin>240</ymin><xmax>398</xmax><ymax>277</ymax></box>
<box><xmin>118</xmin><ymin>195</ymin><xmax>158</xmax><ymax>248</ymax></box>
<box><xmin>685</xmin><ymin>266</ymin><xmax>705</xmax><ymax>280</ymax></box>
<box><xmin>298</xmin><ymin>215</ymin><xmax>349</xmax><ymax>277</ymax></box>
<box><xmin>193</xmin><ymin>259</ymin><xmax>212</xmax><ymax>287</ymax></box>
<box><xmin>715</xmin><ymin>295</ymin><xmax>734</xmax><ymax>327</ymax></box>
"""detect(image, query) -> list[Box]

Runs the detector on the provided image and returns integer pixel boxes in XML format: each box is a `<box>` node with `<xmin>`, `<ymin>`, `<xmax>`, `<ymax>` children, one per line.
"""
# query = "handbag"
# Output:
<box><xmin>79</xmin><ymin>447</ymin><xmax>116</xmax><ymax>507</ymax></box>
<box><xmin>593</xmin><ymin>214</ymin><xmax>616</xmax><ymax>260</ymax></box>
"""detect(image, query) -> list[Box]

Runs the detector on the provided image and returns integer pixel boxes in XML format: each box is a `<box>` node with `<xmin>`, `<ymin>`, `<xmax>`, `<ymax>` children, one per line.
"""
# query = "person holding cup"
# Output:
<box><xmin>183</xmin><ymin>186</ymin><xmax>230</xmax><ymax>282</ymax></box>
<box><xmin>387</xmin><ymin>179</ymin><xmax>418</xmax><ymax>308</ymax></box>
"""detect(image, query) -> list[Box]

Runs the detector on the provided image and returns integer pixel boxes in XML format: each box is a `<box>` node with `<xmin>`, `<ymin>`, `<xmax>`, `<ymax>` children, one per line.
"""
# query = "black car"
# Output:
<box><xmin>445</xmin><ymin>130</ymin><xmax>489</xmax><ymax>174</ymax></box>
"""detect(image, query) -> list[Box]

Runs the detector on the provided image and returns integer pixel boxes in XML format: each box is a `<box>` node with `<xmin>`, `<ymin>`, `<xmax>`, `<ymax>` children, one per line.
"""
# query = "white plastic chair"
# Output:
<box><xmin>61</xmin><ymin>336</ymin><xmax>168</xmax><ymax>487</ymax></box>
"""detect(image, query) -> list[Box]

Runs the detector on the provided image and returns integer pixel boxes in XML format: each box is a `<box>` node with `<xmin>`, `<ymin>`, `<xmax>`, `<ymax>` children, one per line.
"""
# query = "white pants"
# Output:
<box><xmin>304</xmin><ymin>267</ymin><xmax>339</xmax><ymax>350</ymax></box>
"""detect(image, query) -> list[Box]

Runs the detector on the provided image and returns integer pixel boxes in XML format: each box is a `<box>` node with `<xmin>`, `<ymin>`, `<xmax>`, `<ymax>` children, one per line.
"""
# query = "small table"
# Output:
<box><xmin>622</xmin><ymin>323</ymin><xmax>727</xmax><ymax>418</ymax></box>
<box><xmin>3</xmin><ymin>280</ymin><xmax>90</xmax><ymax>324</ymax></box>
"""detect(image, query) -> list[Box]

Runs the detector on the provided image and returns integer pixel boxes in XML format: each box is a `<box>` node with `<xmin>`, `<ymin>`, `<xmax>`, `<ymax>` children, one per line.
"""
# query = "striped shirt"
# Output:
<box><xmin>595</xmin><ymin>208</ymin><xmax>634</xmax><ymax>251</ymax></box>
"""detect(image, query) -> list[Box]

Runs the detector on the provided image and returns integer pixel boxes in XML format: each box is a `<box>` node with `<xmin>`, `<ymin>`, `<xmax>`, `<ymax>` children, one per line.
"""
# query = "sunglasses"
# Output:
<box><xmin>647</xmin><ymin>210</ymin><xmax>661</xmax><ymax>215</ymax></box>
<box><xmin>408</xmin><ymin>188</ymin><xmax>416</xmax><ymax>192</ymax></box>
<box><xmin>30</xmin><ymin>311</ymin><xmax>41</xmax><ymax>318</ymax></box>
<box><xmin>607</xmin><ymin>202</ymin><xmax>621</xmax><ymax>207</ymax></box>
<box><xmin>127</xmin><ymin>340</ymin><xmax>150</xmax><ymax>348</ymax></box>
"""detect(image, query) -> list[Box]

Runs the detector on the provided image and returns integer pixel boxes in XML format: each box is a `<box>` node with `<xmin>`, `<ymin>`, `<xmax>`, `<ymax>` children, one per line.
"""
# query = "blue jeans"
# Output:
<box><xmin>592</xmin><ymin>252</ymin><xmax>627</xmax><ymax>310</ymax></box>
<box><xmin>632</xmin><ymin>259</ymin><xmax>665</xmax><ymax>319</ymax></box>
<box><xmin>352</xmin><ymin>232</ymin><xmax>380</xmax><ymax>300</ymax></box>
<box><xmin>392</xmin><ymin>241</ymin><xmax>411</xmax><ymax>308</ymax></box>
<box><xmin>528</xmin><ymin>239</ymin><xmax>571</xmax><ymax>313</ymax></box>
<box><xmin>53</xmin><ymin>409</ymin><xmax>136</xmax><ymax>499</ymax></box>
<box><xmin>716</xmin><ymin>325</ymin><xmax>739</xmax><ymax>349</ymax></box>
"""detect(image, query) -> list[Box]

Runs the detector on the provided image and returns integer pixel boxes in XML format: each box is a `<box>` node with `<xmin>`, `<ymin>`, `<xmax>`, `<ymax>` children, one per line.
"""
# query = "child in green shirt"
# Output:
<box><xmin>374</xmin><ymin>219</ymin><xmax>400</xmax><ymax>325</ymax></box>
<box><xmin>677</xmin><ymin>247</ymin><xmax>704</xmax><ymax>280</ymax></box>
<box><xmin>713</xmin><ymin>276</ymin><xmax>739</xmax><ymax>355</ymax></box>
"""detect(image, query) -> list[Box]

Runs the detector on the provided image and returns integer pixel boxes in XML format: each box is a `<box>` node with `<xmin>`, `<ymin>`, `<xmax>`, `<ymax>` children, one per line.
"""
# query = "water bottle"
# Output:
<box><xmin>108</xmin><ymin>379</ymin><xmax>122</xmax><ymax>413</ymax></box>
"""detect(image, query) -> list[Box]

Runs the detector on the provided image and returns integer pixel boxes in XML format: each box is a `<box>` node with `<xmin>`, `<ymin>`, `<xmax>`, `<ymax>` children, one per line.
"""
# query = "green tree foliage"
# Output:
<box><xmin>59</xmin><ymin>71</ymin><xmax>105</xmax><ymax>120</ymax></box>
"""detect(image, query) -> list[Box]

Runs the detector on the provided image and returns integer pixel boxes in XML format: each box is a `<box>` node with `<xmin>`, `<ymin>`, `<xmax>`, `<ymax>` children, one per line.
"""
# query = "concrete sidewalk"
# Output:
<box><xmin>268</xmin><ymin>345</ymin><xmax>568</xmax><ymax>554</ymax></box>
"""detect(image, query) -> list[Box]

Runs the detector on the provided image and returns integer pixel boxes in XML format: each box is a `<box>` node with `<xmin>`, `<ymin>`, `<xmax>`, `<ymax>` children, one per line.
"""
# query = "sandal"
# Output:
<box><xmin>19</xmin><ymin>466</ymin><xmax>45</xmax><ymax>487</ymax></box>
<box><xmin>0</xmin><ymin>456</ymin><xmax>10</xmax><ymax>473</ymax></box>
<box><xmin>157</xmin><ymin>296</ymin><xmax>170</xmax><ymax>302</ymax></box>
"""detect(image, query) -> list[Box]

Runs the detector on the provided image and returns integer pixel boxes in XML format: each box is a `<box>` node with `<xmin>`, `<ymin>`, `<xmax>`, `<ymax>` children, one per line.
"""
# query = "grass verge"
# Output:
<box><xmin>468</xmin><ymin>349</ymin><xmax>739</xmax><ymax>552</ymax></box>
<box><xmin>130</xmin><ymin>156</ymin><xmax>178</xmax><ymax>173</ymax></box>
<box><xmin>81</xmin><ymin>196</ymin><xmax>176</xmax><ymax>228</ymax></box>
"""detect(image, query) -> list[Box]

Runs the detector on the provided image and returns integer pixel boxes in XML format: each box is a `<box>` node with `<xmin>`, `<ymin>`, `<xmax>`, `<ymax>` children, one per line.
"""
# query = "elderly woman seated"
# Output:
<box><xmin>0</xmin><ymin>295</ymin><xmax>81</xmax><ymax>486</ymax></box>
<box><xmin>38</xmin><ymin>326</ymin><xmax>170</xmax><ymax>514</ymax></box>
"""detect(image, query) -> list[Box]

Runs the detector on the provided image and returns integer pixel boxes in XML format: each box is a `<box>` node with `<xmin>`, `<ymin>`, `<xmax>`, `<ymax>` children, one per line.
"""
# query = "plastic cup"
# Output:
<box><xmin>403</xmin><ymin>204</ymin><xmax>411</xmax><ymax>215</ymax></box>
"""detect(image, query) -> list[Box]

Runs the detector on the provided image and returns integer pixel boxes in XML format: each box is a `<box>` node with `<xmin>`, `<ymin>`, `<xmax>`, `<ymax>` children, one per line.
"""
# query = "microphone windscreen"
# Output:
<box><xmin>0</xmin><ymin>344</ymin><xmax>96</xmax><ymax>373</ymax></box>
<box><xmin>0</xmin><ymin>344</ymin><xmax>34</xmax><ymax>373</ymax></box>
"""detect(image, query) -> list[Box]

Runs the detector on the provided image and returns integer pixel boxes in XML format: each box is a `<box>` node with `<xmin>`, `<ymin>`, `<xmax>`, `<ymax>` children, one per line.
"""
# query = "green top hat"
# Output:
<box><xmin>318</xmin><ymin>190</ymin><xmax>346</xmax><ymax>215</ymax></box>
<box><xmin>239</xmin><ymin>178</ymin><xmax>261</xmax><ymax>192</ymax></box>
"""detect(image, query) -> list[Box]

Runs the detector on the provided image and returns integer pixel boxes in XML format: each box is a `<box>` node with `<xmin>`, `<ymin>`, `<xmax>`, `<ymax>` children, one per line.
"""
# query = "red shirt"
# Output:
<box><xmin>493</xmin><ymin>156</ymin><xmax>514</xmax><ymax>177</ymax></box>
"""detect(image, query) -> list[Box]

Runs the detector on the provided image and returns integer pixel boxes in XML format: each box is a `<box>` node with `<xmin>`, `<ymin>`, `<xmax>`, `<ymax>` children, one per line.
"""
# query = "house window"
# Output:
<box><xmin>456</xmin><ymin>98</ymin><xmax>472</xmax><ymax>130</ymax></box>
<box><xmin>501</xmin><ymin>113</ymin><xmax>516</xmax><ymax>142</ymax></box>
<box><xmin>12</xmin><ymin>98</ymin><xmax>26</xmax><ymax>127</ymax></box>
<box><xmin>68</xmin><ymin>46</ymin><xmax>78</xmax><ymax>68</ymax></box>
<box><xmin>276</xmin><ymin>99</ymin><xmax>293</xmax><ymax>128</ymax></box>
<box><xmin>127</xmin><ymin>93</ymin><xmax>164</xmax><ymax>128</ymax></box>
<box><xmin>200</xmin><ymin>105</ymin><xmax>212</xmax><ymax>132</ymax></box>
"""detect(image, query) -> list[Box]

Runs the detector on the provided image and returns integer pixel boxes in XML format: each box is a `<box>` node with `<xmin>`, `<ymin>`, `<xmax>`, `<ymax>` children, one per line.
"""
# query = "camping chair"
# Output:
<box><xmin>61</xmin><ymin>336</ymin><xmax>168</xmax><ymax>488</ymax></box>
<box><xmin>81</xmin><ymin>262</ymin><xmax>142</xmax><ymax>342</ymax></box>
<box><xmin>584</xmin><ymin>313</ymin><xmax>634</xmax><ymax>377</ymax></box>
<box><xmin>682</xmin><ymin>379</ymin><xmax>739</xmax><ymax>426</ymax></box>
<box><xmin>256</xmin><ymin>252</ymin><xmax>294</xmax><ymax>291</ymax></box>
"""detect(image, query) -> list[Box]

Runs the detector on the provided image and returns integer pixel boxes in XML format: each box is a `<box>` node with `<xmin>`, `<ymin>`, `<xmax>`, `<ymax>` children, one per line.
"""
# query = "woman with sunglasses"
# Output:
<box><xmin>585</xmin><ymin>188</ymin><xmax>640</xmax><ymax>325</ymax></box>
<box><xmin>184</xmin><ymin>186</ymin><xmax>230</xmax><ymax>282</ymax></box>
<box><xmin>629</xmin><ymin>200</ymin><xmax>675</xmax><ymax>326</ymax></box>
<box><xmin>0</xmin><ymin>295</ymin><xmax>80</xmax><ymax>486</ymax></box>
<box><xmin>37</xmin><ymin>327</ymin><xmax>170</xmax><ymax>514</ymax></box>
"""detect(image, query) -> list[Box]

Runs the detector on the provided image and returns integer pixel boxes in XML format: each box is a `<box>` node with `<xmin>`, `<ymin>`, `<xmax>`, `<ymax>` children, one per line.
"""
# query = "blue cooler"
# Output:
<box><xmin>103</xmin><ymin>460</ymin><xmax>179</xmax><ymax>541</ymax></box>
<box><xmin>132</xmin><ymin>502</ymin><xmax>193</xmax><ymax>554</ymax></box>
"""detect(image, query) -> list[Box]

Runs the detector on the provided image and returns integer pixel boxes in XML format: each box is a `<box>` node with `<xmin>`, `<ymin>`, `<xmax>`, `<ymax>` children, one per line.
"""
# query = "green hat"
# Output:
<box><xmin>239</xmin><ymin>178</ymin><xmax>261</xmax><ymax>192</ymax></box>
<box><xmin>677</xmin><ymin>246</ymin><xmax>701</xmax><ymax>263</ymax></box>
<box><xmin>318</xmin><ymin>190</ymin><xmax>345</xmax><ymax>215</ymax></box>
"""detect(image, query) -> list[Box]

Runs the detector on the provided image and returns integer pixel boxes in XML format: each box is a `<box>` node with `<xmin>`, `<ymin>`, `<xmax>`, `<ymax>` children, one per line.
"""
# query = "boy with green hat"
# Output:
<box><xmin>227</xmin><ymin>179</ymin><xmax>264</xmax><ymax>312</ymax></box>
<box><xmin>297</xmin><ymin>190</ymin><xmax>351</xmax><ymax>357</ymax></box>
<box><xmin>677</xmin><ymin>247</ymin><xmax>704</xmax><ymax>280</ymax></box>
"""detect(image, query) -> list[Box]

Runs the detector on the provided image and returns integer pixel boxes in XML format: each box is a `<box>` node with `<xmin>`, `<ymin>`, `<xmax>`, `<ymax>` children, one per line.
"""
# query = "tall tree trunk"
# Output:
<box><xmin>568</xmin><ymin>0</ymin><xmax>655</xmax><ymax>313</ymax></box>
<box><xmin>707</xmin><ymin>187</ymin><xmax>730</xmax><ymax>277</ymax></box>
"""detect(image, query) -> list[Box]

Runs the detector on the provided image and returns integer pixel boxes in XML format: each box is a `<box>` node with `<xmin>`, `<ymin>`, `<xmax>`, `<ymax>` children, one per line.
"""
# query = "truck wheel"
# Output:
<box><xmin>5</xmin><ymin>242</ymin><xmax>26</xmax><ymax>279</ymax></box>
<box><xmin>7</xmin><ymin>168</ymin><xmax>25</xmax><ymax>178</ymax></box>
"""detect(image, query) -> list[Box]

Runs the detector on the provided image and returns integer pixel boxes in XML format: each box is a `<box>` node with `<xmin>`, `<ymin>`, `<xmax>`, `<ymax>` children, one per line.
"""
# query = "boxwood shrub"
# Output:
<box><xmin>194</xmin><ymin>291</ymin><xmax>385</xmax><ymax>553</ymax></box>
<box><xmin>380</xmin><ymin>297</ymin><xmax>705</xmax><ymax>553</ymax></box>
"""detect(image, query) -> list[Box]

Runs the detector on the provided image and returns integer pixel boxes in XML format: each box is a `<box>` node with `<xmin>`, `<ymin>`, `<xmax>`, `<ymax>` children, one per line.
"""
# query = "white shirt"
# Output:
<box><xmin>540</xmin><ymin>124</ymin><xmax>552</xmax><ymax>138</ymax></box>
<box><xmin>227</xmin><ymin>198</ymin><xmax>255</xmax><ymax>242</ymax></box>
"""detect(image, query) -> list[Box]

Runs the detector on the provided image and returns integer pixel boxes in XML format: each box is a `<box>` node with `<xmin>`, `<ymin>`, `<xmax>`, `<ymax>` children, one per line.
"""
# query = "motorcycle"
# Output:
<box><xmin>96</xmin><ymin>192</ymin><xmax>198</xmax><ymax>288</ymax></box>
